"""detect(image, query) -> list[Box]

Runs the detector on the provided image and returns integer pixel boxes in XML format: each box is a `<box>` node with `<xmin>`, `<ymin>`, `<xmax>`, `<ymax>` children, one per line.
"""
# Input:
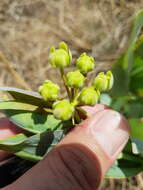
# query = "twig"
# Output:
<box><xmin>60</xmin><ymin>68</ymin><xmax>71</xmax><ymax>99</ymax></box>
<box><xmin>0</xmin><ymin>52</ymin><xmax>31</xmax><ymax>90</ymax></box>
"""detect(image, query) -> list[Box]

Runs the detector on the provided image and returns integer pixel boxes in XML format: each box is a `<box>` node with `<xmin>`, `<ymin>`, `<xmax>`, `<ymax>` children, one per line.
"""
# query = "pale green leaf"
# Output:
<box><xmin>0</xmin><ymin>86</ymin><xmax>47</xmax><ymax>106</ymax></box>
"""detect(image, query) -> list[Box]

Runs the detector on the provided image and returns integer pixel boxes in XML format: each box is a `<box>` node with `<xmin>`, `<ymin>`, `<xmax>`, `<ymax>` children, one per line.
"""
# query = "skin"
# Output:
<box><xmin>0</xmin><ymin>104</ymin><xmax>130</xmax><ymax>190</ymax></box>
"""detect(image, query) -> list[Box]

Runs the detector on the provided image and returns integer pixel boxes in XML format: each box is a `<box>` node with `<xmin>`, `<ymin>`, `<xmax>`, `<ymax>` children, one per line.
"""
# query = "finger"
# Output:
<box><xmin>0</xmin><ymin>118</ymin><xmax>22</xmax><ymax>161</ymax></box>
<box><xmin>0</xmin><ymin>104</ymin><xmax>107</xmax><ymax>161</ymax></box>
<box><xmin>0</xmin><ymin>118</ymin><xmax>22</xmax><ymax>139</ymax></box>
<box><xmin>5</xmin><ymin>109</ymin><xmax>130</xmax><ymax>190</ymax></box>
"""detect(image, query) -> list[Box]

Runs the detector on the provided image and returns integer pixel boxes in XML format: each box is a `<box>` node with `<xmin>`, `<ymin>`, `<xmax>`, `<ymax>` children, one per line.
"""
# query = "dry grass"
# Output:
<box><xmin>0</xmin><ymin>0</ymin><xmax>143</xmax><ymax>189</ymax></box>
<box><xmin>1</xmin><ymin>0</ymin><xmax>142</xmax><ymax>90</ymax></box>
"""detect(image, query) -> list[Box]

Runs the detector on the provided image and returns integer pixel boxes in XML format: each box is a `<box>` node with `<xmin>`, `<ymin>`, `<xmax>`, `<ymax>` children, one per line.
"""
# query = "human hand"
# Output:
<box><xmin>0</xmin><ymin>105</ymin><xmax>130</xmax><ymax>190</ymax></box>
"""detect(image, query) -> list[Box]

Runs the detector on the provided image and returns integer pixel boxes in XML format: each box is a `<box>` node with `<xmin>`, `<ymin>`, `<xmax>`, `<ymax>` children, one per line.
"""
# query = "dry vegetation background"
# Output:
<box><xmin>0</xmin><ymin>0</ymin><xmax>143</xmax><ymax>189</ymax></box>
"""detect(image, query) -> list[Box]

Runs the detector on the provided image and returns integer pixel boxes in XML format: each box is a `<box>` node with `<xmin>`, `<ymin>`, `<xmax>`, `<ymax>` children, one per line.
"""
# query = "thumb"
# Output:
<box><xmin>4</xmin><ymin>109</ymin><xmax>130</xmax><ymax>190</ymax></box>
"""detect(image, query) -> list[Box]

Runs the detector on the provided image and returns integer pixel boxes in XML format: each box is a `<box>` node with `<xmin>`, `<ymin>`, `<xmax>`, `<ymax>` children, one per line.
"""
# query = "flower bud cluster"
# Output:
<box><xmin>38</xmin><ymin>42</ymin><xmax>114</xmax><ymax>121</ymax></box>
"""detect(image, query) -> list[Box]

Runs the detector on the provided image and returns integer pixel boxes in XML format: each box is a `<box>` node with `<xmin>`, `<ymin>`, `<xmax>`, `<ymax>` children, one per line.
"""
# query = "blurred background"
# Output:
<box><xmin>0</xmin><ymin>0</ymin><xmax>143</xmax><ymax>189</ymax></box>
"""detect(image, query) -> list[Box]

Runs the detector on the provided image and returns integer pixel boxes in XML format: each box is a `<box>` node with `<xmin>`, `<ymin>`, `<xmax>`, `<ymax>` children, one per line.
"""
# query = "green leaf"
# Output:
<box><xmin>124</xmin><ymin>98</ymin><xmax>143</xmax><ymax>118</ymax></box>
<box><xmin>15</xmin><ymin>151</ymin><xmax>42</xmax><ymax>162</ymax></box>
<box><xmin>0</xmin><ymin>101</ymin><xmax>38</xmax><ymax>111</ymax></box>
<box><xmin>131</xmin><ymin>138</ymin><xmax>143</xmax><ymax>156</ymax></box>
<box><xmin>0</xmin><ymin>134</ymin><xmax>27</xmax><ymax>146</ymax></box>
<box><xmin>123</xmin><ymin>139</ymin><xmax>133</xmax><ymax>154</ymax></box>
<box><xmin>111</xmin><ymin>96</ymin><xmax>129</xmax><ymax>111</ymax></box>
<box><xmin>129</xmin><ymin>119</ymin><xmax>143</xmax><ymax>156</ymax></box>
<box><xmin>131</xmin><ymin>56</ymin><xmax>143</xmax><ymax>77</ymax></box>
<box><xmin>106</xmin><ymin>163</ymin><xmax>143</xmax><ymax>178</ymax></box>
<box><xmin>134</xmin><ymin>35</ymin><xmax>143</xmax><ymax>59</ymax></box>
<box><xmin>0</xmin><ymin>100</ymin><xmax>53</xmax><ymax>115</ymax></box>
<box><xmin>0</xmin><ymin>133</ymin><xmax>28</xmax><ymax>152</ymax></box>
<box><xmin>130</xmin><ymin>56</ymin><xmax>143</xmax><ymax>96</ymax></box>
<box><xmin>16</xmin><ymin>130</ymin><xmax>64</xmax><ymax>161</ymax></box>
<box><xmin>106</xmin><ymin>153</ymin><xmax>143</xmax><ymax>178</ymax></box>
<box><xmin>22</xmin><ymin>130</ymin><xmax>64</xmax><ymax>156</ymax></box>
<box><xmin>0</xmin><ymin>130</ymin><xmax>64</xmax><ymax>162</ymax></box>
<box><xmin>0</xmin><ymin>86</ymin><xmax>47</xmax><ymax>106</ymax></box>
<box><xmin>129</xmin><ymin>119</ymin><xmax>143</xmax><ymax>140</ymax></box>
<box><xmin>111</xmin><ymin>11</ymin><xmax>143</xmax><ymax>96</ymax></box>
<box><xmin>111</xmin><ymin>63</ymin><xmax>129</xmax><ymax>97</ymax></box>
<box><xmin>123</xmin><ymin>10</ymin><xmax>143</xmax><ymax>71</ymax></box>
<box><xmin>3</xmin><ymin>109</ymin><xmax>72</xmax><ymax>134</ymax></box>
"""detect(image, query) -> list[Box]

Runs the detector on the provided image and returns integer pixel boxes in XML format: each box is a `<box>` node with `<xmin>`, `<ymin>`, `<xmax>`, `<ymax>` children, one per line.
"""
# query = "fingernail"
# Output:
<box><xmin>89</xmin><ymin>110</ymin><xmax>130</xmax><ymax>158</ymax></box>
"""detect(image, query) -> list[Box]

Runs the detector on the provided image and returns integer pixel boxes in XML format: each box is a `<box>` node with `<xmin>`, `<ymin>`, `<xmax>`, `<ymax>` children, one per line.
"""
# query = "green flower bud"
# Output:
<box><xmin>79</xmin><ymin>87</ymin><xmax>100</xmax><ymax>106</ymax></box>
<box><xmin>106</xmin><ymin>71</ymin><xmax>114</xmax><ymax>90</ymax></box>
<box><xmin>39</xmin><ymin>80</ymin><xmax>60</xmax><ymax>101</ymax></box>
<box><xmin>66</xmin><ymin>70</ymin><xmax>85</xmax><ymax>88</ymax></box>
<box><xmin>49</xmin><ymin>42</ymin><xmax>72</xmax><ymax>68</ymax></box>
<box><xmin>92</xmin><ymin>71</ymin><xmax>114</xmax><ymax>92</ymax></box>
<box><xmin>59</xmin><ymin>41</ymin><xmax>68</xmax><ymax>51</ymax></box>
<box><xmin>76</xmin><ymin>53</ymin><xmax>94</xmax><ymax>74</ymax></box>
<box><xmin>93</xmin><ymin>72</ymin><xmax>108</xmax><ymax>92</ymax></box>
<box><xmin>53</xmin><ymin>100</ymin><xmax>74</xmax><ymax>120</ymax></box>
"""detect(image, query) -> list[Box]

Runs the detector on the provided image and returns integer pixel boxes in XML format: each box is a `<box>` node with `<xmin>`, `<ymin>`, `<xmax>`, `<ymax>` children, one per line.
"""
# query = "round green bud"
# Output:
<box><xmin>53</xmin><ymin>100</ymin><xmax>74</xmax><ymax>120</ymax></box>
<box><xmin>79</xmin><ymin>87</ymin><xmax>100</xmax><ymax>106</ymax></box>
<box><xmin>76</xmin><ymin>53</ymin><xmax>94</xmax><ymax>74</ymax></box>
<box><xmin>49</xmin><ymin>42</ymin><xmax>72</xmax><ymax>68</ymax></box>
<box><xmin>92</xmin><ymin>71</ymin><xmax>114</xmax><ymax>92</ymax></box>
<box><xmin>106</xmin><ymin>71</ymin><xmax>114</xmax><ymax>90</ymax></box>
<box><xmin>66</xmin><ymin>70</ymin><xmax>85</xmax><ymax>88</ymax></box>
<box><xmin>92</xmin><ymin>72</ymin><xmax>108</xmax><ymax>92</ymax></box>
<box><xmin>38</xmin><ymin>80</ymin><xmax>60</xmax><ymax>101</ymax></box>
<box><xmin>59</xmin><ymin>42</ymin><xmax>72</xmax><ymax>63</ymax></box>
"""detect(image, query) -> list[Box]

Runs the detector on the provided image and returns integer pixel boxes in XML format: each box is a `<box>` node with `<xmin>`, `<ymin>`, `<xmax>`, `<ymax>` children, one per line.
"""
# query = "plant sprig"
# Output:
<box><xmin>38</xmin><ymin>41</ymin><xmax>114</xmax><ymax>122</ymax></box>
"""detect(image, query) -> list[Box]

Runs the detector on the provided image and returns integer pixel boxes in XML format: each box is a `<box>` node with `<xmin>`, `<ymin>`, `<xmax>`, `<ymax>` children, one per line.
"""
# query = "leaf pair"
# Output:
<box><xmin>0</xmin><ymin>87</ymin><xmax>73</xmax><ymax>134</ymax></box>
<box><xmin>0</xmin><ymin>101</ymin><xmax>71</xmax><ymax>134</ymax></box>
<box><xmin>0</xmin><ymin>87</ymin><xmax>73</xmax><ymax>162</ymax></box>
<box><xmin>0</xmin><ymin>130</ymin><xmax>64</xmax><ymax>162</ymax></box>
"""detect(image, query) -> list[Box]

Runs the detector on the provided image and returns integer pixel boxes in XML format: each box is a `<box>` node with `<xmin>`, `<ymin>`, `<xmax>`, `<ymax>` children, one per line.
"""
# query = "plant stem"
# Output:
<box><xmin>74</xmin><ymin>110</ymin><xmax>81</xmax><ymax>124</ymax></box>
<box><xmin>74</xmin><ymin>88</ymin><xmax>79</xmax><ymax>100</ymax></box>
<box><xmin>71</xmin><ymin>88</ymin><xmax>79</xmax><ymax>103</ymax></box>
<box><xmin>71</xmin><ymin>89</ymin><xmax>79</xmax><ymax>106</ymax></box>
<box><xmin>71</xmin><ymin>88</ymin><xmax>74</xmax><ymax>100</ymax></box>
<box><xmin>72</xmin><ymin>116</ymin><xmax>75</xmax><ymax>126</ymax></box>
<box><xmin>44</xmin><ymin>108</ymin><xmax>53</xmax><ymax>113</ymax></box>
<box><xmin>60</xmin><ymin>68</ymin><xmax>71</xmax><ymax>99</ymax></box>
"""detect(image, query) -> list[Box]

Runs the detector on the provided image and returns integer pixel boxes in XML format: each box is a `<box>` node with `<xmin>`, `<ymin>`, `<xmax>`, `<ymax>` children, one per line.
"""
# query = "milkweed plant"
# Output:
<box><xmin>2</xmin><ymin>11</ymin><xmax>143</xmax><ymax>180</ymax></box>
<box><xmin>0</xmin><ymin>42</ymin><xmax>114</xmax><ymax>167</ymax></box>
<box><xmin>39</xmin><ymin>42</ymin><xmax>113</xmax><ymax>122</ymax></box>
<box><xmin>0</xmin><ymin>38</ymin><xmax>141</xmax><ymax>178</ymax></box>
